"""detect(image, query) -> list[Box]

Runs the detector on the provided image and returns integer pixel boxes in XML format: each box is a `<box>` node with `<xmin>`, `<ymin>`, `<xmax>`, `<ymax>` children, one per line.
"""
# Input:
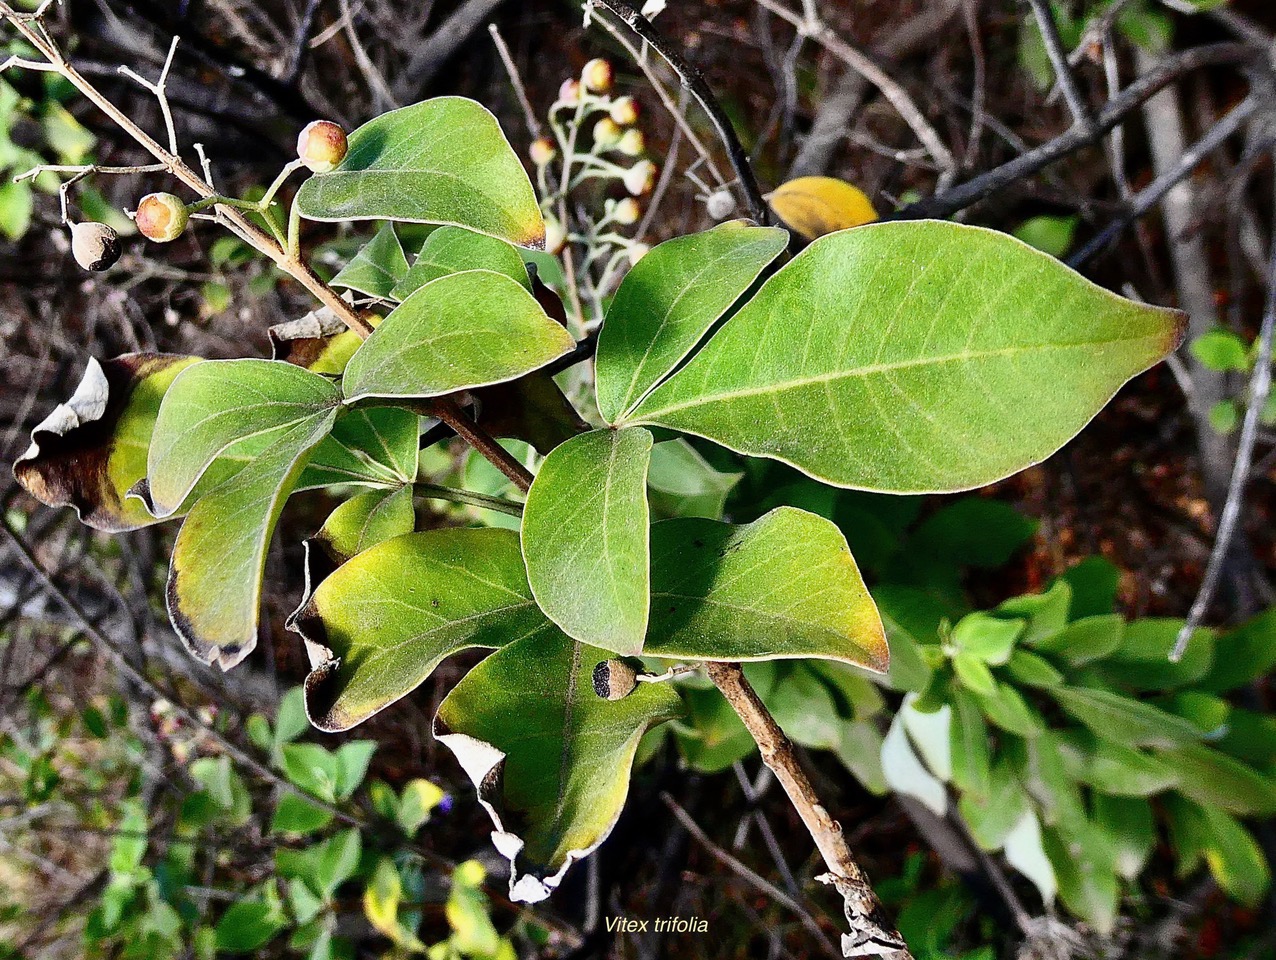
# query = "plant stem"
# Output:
<box><xmin>432</xmin><ymin>398</ymin><xmax>535</xmax><ymax>492</ymax></box>
<box><xmin>704</xmin><ymin>662</ymin><xmax>912</xmax><ymax>959</ymax></box>
<box><xmin>412</xmin><ymin>482</ymin><xmax>524</xmax><ymax>518</ymax></box>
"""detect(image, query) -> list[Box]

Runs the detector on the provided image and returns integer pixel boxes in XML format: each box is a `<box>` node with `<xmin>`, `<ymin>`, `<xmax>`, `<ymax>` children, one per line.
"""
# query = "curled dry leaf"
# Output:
<box><xmin>14</xmin><ymin>354</ymin><xmax>199</xmax><ymax>532</ymax></box>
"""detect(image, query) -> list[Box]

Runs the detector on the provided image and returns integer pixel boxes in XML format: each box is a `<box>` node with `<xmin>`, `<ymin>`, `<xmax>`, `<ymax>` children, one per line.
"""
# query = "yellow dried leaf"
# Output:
<box><xmin>767</xmin><ymin>176</ymin><xmax>877</xmax><ymax>240</ymax></box>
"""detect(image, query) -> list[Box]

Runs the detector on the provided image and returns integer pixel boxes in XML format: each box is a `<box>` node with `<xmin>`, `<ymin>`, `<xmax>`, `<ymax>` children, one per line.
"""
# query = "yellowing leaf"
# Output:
<box><xmin>767</xmin><ymin>176</ymin><xmax>877</xmax><ymax>240</ymax></box>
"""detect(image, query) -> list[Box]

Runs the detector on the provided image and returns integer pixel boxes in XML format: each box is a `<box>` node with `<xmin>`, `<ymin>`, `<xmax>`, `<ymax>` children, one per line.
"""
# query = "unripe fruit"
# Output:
<box><xmin>544</xmin><ymin>216</ymin><xmax>567</xmax><ymax>255</ymax></box>
<box><xmin>609</xmin><ymin>95</ymin><xmax>640</xmax><ymax>126</ymax></box>
<box><xmin>593</xmin><ymin>117</ymin><xmax>622</xmax><ymax>149</ymax></box>
<box><xmin>297</xmin><ymin>120</ymin><xmax>348</xmax><ymax>173</ymax></box>
<box><xmin>623</xmin><ymin>160</ymin><xmax>657</xmax><ymax>196</ymax></box>
<box><xmin>135</xmin><ymin>193</ymin><xmax>189</xmax><ymax>243</ymax></box>
<box><xmin>581</xmin><ymin>57</ymin><xmax>613</xmax><ymax>93</ymax></box>
<box><xmin>613</xmin><ymin>197</ymin><xmax>641</xmax><ymax>226</ymax></box>
<box><xmin>593</xmin><ymin>658</ymin><xmax>638</xmax><ymax>701</ymax></box>
<box><xmin>69</xmin><ymin>221</ymin><xmax>122</xmax><ymax>272</ymax></box>
<box><xmin>558</xmin><ymin>78</ymin><xmax>582</xmax><ymax>105</ymax></box>
<box><xmin>529</xmin><ymin>137</ymin><xmax>558</xmax><ymax>167</ymax></box>
<box><xmin>617</xmin><ymin>128</ymin><xmax>645</xmax><ymax>157</ymax></box>
<box><xmin>706</xmin><ymin>189</ymin><xmax>737</xmax><ymax>220</ymax></box>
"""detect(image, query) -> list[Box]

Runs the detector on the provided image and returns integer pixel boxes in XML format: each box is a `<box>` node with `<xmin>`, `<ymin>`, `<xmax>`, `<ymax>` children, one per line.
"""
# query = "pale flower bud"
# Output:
<box><xmin>544</xmin><ymin>216</ymin><xmax>567</xmax><ymax>255</ymax></box>
<box><xmin>617</xmin><ymin>129</ymin><xmax>646</xmax><ymax>157</ymax></box>
<box><xmin>297</xmin><ymin>120</ymin><xmax>348</xmax><ymax>173</ymax></box>
<box><xmin>593</xmin><ymin>117</ymin><xmax>623</xmax><ymax>149</ymax></box>
<box><xmin>558</xmin><ymin>78</ymin><xmax>582</xmax><ymax>105</ymax></box>
<box><xmin>582</xmin><ymin>58</ymin><xmax>614</xmax><ymax>93</ymax></box>
<box><xmin>623</xmin><ymin>160</ymin><xmax>657</xmax><ymax>196</ymax></box>
<box><xmin>613</xmin><ymin>197</ymin><xmax>641</xmax><ymax>226</ymax></box>
<box><xmin>69</xmin><ymin>221</ymin><xmax>121</xmax><ymax>271</ymax></box>
<box><xmin>529</xmin><ymin>137</ymin><xmax>558</xmax><ymax>167</ymax></box>
<box><xmin>609</xmin><ymin>96</ymin><xmax>640</xmax><ymax>126</ymax></box>
<box><xmin>627</xmin><ymin>242</ymin><xmax>650</xmax><ymax>266</ymax></box>
<box><xmin>135</xmin><ymin>193</ymin><xmax>189</xmax><ymax>243</ymax></box>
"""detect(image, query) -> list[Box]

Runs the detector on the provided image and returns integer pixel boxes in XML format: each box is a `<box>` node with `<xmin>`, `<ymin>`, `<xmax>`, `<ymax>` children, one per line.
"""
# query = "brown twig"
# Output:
<box><xmin>705</xmin><ymin>662</ymin><xmax>911</xmax><ymax>959</ymax></box>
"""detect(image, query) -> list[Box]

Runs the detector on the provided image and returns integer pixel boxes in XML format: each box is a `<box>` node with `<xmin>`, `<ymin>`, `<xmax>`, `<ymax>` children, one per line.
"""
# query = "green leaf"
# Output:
<box><xmin>340</xmin><ymin>270</ymin><xmax>574</xmax><ymax>402</ymax></box>
<box><xmin>331</xmin><ymin>224</ymin><xmax>409</xmax><ymax>299</ymax></box>
<box><xmin>169</xmin><ymin>411</ymin><xmax>337</xmax><ymax>668</ymax></box>
<box><xmin>1093</xmin><ymin>794</ymin><xmax>1156</xmax><ymax>881</ymax></box>
<box><xmin>1012</xmin><ymin>215</ymin><xmax>1078</xmax><ymax>258</ymax></box>
<box><xmin>282</xmin><ymin>743</ymin><xmax>341</xmax><ymax>802</ymax></box>
<box><xmin>447</xmin><ymin>861</ymin><xmax>501</xmax><ymax>956</ymax></box>
<box><xmin>949</xmin><ymin>689</ymin><xmax>991</xmax><ymax>797</ymax></box>
<box><xmin>1190</xmin><ymin>328</ymin><xmax>1249</xmax><ymax>372</ymax></box>
<box><xmin>288</xmin><ymin>527</ymin><xmax>543</xmax><ymax>731</ymax></box>
<box><xmin>953</xmin><ymin>651</ymin><xmax>997</xmax><ymax>696</ymax></box>
<box><xmin>391</xmin><ymin>225</ymin><xmax>531</xmax><ymax>301</ymax></box>
<box><xmin>0</xmin><ymin>178</ymin><xmax>32</xmax><ymax>239</ymax></box>
<box><xmin>626</xmin><ymin>222</ymin><xmax>1184</xmax><ymax>493</ymax></box>
<box><xmin>144</xmin><ymin>359</ymin><xmax>340</xmax><ymax>517</ymax></box>
<box><xmin>1197</xmin><ymin>806</ymin><xmax>1270</xmax><ymax>907</ymax></box>
<box><xmin>296</xmin><ymin>97</ymin><xmax>545</xmax><ymax>247</ymax></box>
<box><xmin>396</xmin><ymin>779</ymin><xmax>446</xmax><ymax>835</ymax></box>
<box><xmin>434</xmin><ymin>629</ymin><xmax>681</xmax><ymax>903</ymax></box>
<box><xmin>1078</xmin><ymin>737</ymin><xmax>1179</xmax><ymax>797</ymax></box>
<box><xmin>972</xmin><ymin>681</ymin><xmax>1042</xmax><ymax>738</ymax></box>
<box><xmin>1158</xmin><ymin>743</ymin><xmax>1276</xmax><ymax>815</ymax></box>
<box><xmin>594</xmin><ymin>223</ymin><xmax>789</xmax><ymax>422</ymax></box>
<box><xmin>1004</xmin><ymin>649</ymin><xmax>1063</xmax><ymax>688</ymax></box>
<box><xmin>872</xmin><ymin>585</ymin><xmax>942</xmax><ymax>692</ymax></box>
<box><xmin>1095</xmin><ymin>618</ymin><xmax>1215</xmax><ymax>690</ymax></box>
<box><xmin>1208</xmin><ymin>399</ymin><xmax>1239</xmax><ymax>434</ymax></box>
<box><xmin>1033</xmin><ymin>614</ymin><xmax>1125</xmax><ymax>667</ymax></box>
<box><xmin>314</xmin><ymin>829</ymin><xmax>362</xmax><ymax>897</ymax></box>
<box><xmin>521</xmin><ymin>427</ymin><xmax>653</xmax><ymax>655</ymax></box>
<box><xmin>14</xmin><ymin>354</ymin><xmax>201</xmax><ymax>531</ymax></box>
<box><xmin>1043</xmin><ymin>824</ymin><xmax>1119</xmax><ymax>934</ymax></box>
<box><xmin>908</xmin><ymin>499</ymin><xmax>1037</xmax><ymax>569</ymax></box>
<box><xmin>959</xmin><ymin>757</ymin><xmax>1030</xmax><ymax>850</ymax></box>
<box><xmin>271</xmin><ymin>792</ymin><xmax>334</xmax><ymax>835</ymax></box>
<box><xmin>645</xmin><ymin>507</ymin><xmax>888</xmax><ymax>669</ymax></box>
<box><xmin>214</xmin><ymin>899</ymin><xmax>286</xmax><ymax>953</ymax></box>
<box><xmin>314</xmin><ymin>486</ymin><xmax>415</xmax><ymax>563</ymax></box>
<box><xmin>1001</xmin><ymin>581</ymin><xmax>1072</xmax><ymax>645</ymax></box>
<box><xmin>301</xmin><ymin>406</ymin><xmax>420</xmax><ymax>489</ymax></box>
<box><xmin>951</xmin><ymin>612</ymin><xmax>1023</xmax><ymax>665</ymax></box>
<box><xmin>1200</xmin><ymin>608</ymin><xmax>1276</xmax><ymax>692</ymax></box>
<box><xmin>1058</xmin><ymin>556</ymin><xmax>1120</xmax><ymax>618</ymax></box>
<box><xmin>768</xmin><ymin>665</ymin><xmax>843</xmax><ymax>750</ymax></box>
<box><xmin>1050</xmin><ymin>686</ymin><xmax>1204</xmax><ymax>749</ymax></box>
<box><xmin>646</xmin><ymin>438</ymin><xmax>743</xmax><ymax>520</ymax></box>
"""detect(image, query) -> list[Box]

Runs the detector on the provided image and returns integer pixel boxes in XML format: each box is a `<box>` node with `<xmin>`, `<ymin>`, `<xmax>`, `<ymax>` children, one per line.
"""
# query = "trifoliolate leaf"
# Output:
<box><xmin>594</xmin><ymin>224</ymin><xmax>789</xmax><ymax>422</ymax></box>
<box><xmin>645</xmin><ymin>507</ymin><xmax>888</xmax><ymax>670</ymax></box>
<box><xmin>767</xmin><ymin>176</ymin><xmax>877</xmax><ymax>240</ymax></box>
<box><xmin>144</xmin><ymin>359</ymin><xmax>341</xmax><ymax>517</ymax></box>
<box><xmin>288</xmin><ymin>528</ymin><xmax>545</xmax><ymax>732</ymax></box>
<box><xmin>391</xmin><ymin>226</ymin><xmax>531</xmax><ymax>301</ymax></box>
<box><xmin>314</xmin><ymin>486</ymin><xmax>415</xmax><ymax>564</ymax></box>
<box><xmin>340</xmin><ymin>270</ymin><xmax>574</xmax><ymax>403</ymax></box>
<box><xmin>434</xmin><ymin>630</ymin><xmax>681</xmax><ymax>902</ymax></box>
<box><xmin>331</xmin><ymin>224</ymin><xmax>410</xmax><ymax>299</ymax></box>
<box><xmin>521</xmin><ymin>427</ymin><xmax>653</xmax><ymax>655</ymax></box>
<box><xmin>626</xmin><ymin>222</ymin><xmax>1186</xmax><ymax>493</ymax></box>
<box><xmin>296</xmin><ymin>97</ymin><xmax>546</xmax><ymax>248</ymax></box>
<box><xmin>169</xmin><ymin>410</ymin><xmax>337</xmax><ymax>670</ymax></box>
<box><xmin>300</xmin><ymin>407</ymin><xmax>420</xmax><ymax>489</ymax></box>
<box><xmin>14</xmin><ymin>353</ymin><xmax>198</xmax><ymax>531</ymax></box>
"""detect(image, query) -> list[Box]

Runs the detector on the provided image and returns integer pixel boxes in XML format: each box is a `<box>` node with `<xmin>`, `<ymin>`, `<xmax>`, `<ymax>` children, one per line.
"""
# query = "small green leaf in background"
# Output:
<box><xmin>391</xmin><ymin>225</ymin><xmax>531</xmax><ymax>300</ymax></box>
<box><xmin>950</xmin><ymin>612</ymin><xmax>1023</xmax><ymax>665</ymax></box>
<box><xmin>289</xmin><ymin>528</ymin><xmax>542</xmax><ymax>731</ymax></box>
<box><xmin>214</xmin><ymin>898</ymin><xmax>286</xmax><ymax>954</ymax></box>
<box><xmin>594</xmin><ymin>223</ymin><xmax>789</xmax><ymax>422</ymax></box>
<box><xmin>435</xmin><ymin>629</ymin><xmax>681</xmax><ymax>903</ymax></box>
<box><xmin>14</xmin><ymin>354</ymin><xmax>201</xmax><ymax>531</ymax></box>
<box><xmin>1190</xmin><ymin>328</ymin><xmax>1250</xmax><ymax>372</ymax></box>
<box><xmin>0</xmin><ymin>178</ymin><xmax>33</xmax><ymax>239</ymax></box>
<box><xmin>768</xmin><ymin>665</ymin><xmax>843</xmax><ymax>750</ymax></box>
<box><xmin>1096</xmin><ymin>618</ymin><xmax>1215</xmax><ymax>691</ymax></box>
<box><xmin>646</xmin><ymin>438</ymin><xmax>743</xmax><ymax>520</ymax></box>
<box><xmin>296</xmin><ymin>97</ymin><xmax>546</xmax><ymax>248</ymax></box>
<box><xmin>1094</xmin><ymin>794</ymin><xmax>1157</xmax><ymax>881</ymax></box>
<box><xmin>1043</xmin><ymin>823</ymin><xmax>1119</xmax><ymax>935</ymax></box>
<box><xmin>314</xmin><ymin>486</ymin><xmax>415</xmax><ymax>564</ymax></box>
<box><xmin>271</xmin><ymin>792</ymin><xmax>333</xmax><ymax>835</ymax></box>
<box><xmin>340</xmin><ymin>270</ymin><xmax>574</xmax><ymax>402</ymax></box>
<box><xmin>1050</xmin><ymin>686</ymin><xmax>1204</xmax><ymax>749</ymax></box>
<box><xmin>331</xmin><ymin>224</ymin><xmax>410</xmax><ymax>299</ymax></box>
<box><xmin>1058</xmin><ymin>555</ymin><xmax>1121</xmax><ymax>619</ymax></box>
<box><xmin>1209</xmin><ymin>399</ymin><xmax>1239</xmax><ymax>435</ymax></box>
<box><xmin>521</xmin><ymin>427</ymin><xmax>653</xmax><ymax>655</ymax></box>
<box><xmin>1158</xmin><ymin>743</ymin><xmax>1276</xmax><ymax>816</ymax></box>
<box><xmin>627</xmin><ymin>222</ymin><xmax>1185</xmax><ymax>493</ymax></box>
<box><xmin>1032</xmin><ymin>614</ymin><xmax>1124</xmax><ymax>667</ymax></box>
<box><xmin>646</xmin><ymin>507</ymin><xmax>888</xmax><ymax>669</ymax></box>
<box><xmin>397</xmin><ymin>779</ymin><xmax>446</xmax><ymax>835</ymax></box>
<box><xmin>1012</xmin><ymin>215</ymin><xmax>1078</xmax><ymax>258</ymax></box>
<box><xmin>1201</xmin><ymin>608</ymin><xmax>1276</xmax><ymax>692</ymax></box>
<box><xmin>447</xmin><ymin>860</ymin><xmax>501</xmax><ymax>957</ymax></box>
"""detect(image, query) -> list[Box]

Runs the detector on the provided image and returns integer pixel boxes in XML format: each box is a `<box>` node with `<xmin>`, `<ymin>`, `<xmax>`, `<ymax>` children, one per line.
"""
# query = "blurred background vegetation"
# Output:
<box><xmin>2</xmin><ymin>0</ymin><xmax>1275</xmax><ymax>957</ymax></box>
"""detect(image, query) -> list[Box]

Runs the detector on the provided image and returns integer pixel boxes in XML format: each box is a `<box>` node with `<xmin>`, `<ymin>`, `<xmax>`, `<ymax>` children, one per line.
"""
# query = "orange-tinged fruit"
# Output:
<box><xmin>135</xmin><ymin>193</ymin><xmax>189</xmax><ymax>243</ymax></box>
<box><xmin>297</xmin><ymin>120</ymin><xmax>348</xmax><ymax>173</ymax></box>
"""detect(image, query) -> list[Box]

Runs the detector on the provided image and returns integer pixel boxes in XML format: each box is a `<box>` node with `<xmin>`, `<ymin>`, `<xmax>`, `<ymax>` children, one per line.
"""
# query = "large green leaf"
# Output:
<box><xmin>626</xmin><ymin>222</ymin><xmax>1185</xmax><ymax>493</ymax></box>
<box><xmin>521</xmin><ymin>427</ymin><xmax>653</xmax><ymax>655</ymax></box>
<box><xmin>434</xmin><ymin>630</ymin><xmax>681</xmax><ymax>902</ymax></box>
<box><xmin>331</xmin><ymin>224</ymin><xmax>410</xmax><ymax>299</ymax></box>
<box><xmin>14</xmin><ymin>354</ymin><xmax>199</xmax><ymax>531</ymax></box>
<box><xmin>341</xmin><ymin>271</ymin><xmax>574</xmax><ymax>402</ymax></box>
<box><xmin>295</xmin><ymin>97</ymin><xmax>545</xmax><ymax>248</ymax></box>
<box><xmin>314</xmin><ymin>486</ymin><xmax>415</xmax><ymax>563</ymax></box>
<box><xmin>391</xmin><ymin>226</ymin><xmax>531</xmax><ymax>301</ymax></box>
<box><xmin>594</xmin><ymin>224</ymin><xmax>789</xmax><ymax>422</ymax></box>
<box><xmin>288</xmin><ymin>528</ymin><xmax>543</xmax><ymax>731</ymax></box>
<box><xmin>645</xmin><ymin>507</ymin><xmax>888</xmax><ymax>669</ymax></box>
<box><xmin>169</xmin><ymin>411</ymin><xmax>337</xmax><ymax>669</ymax></box>
<box><xmin>145</xmin><ymin>359</ymin><xmax>340</xmax><ymax>517</ymax></box>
